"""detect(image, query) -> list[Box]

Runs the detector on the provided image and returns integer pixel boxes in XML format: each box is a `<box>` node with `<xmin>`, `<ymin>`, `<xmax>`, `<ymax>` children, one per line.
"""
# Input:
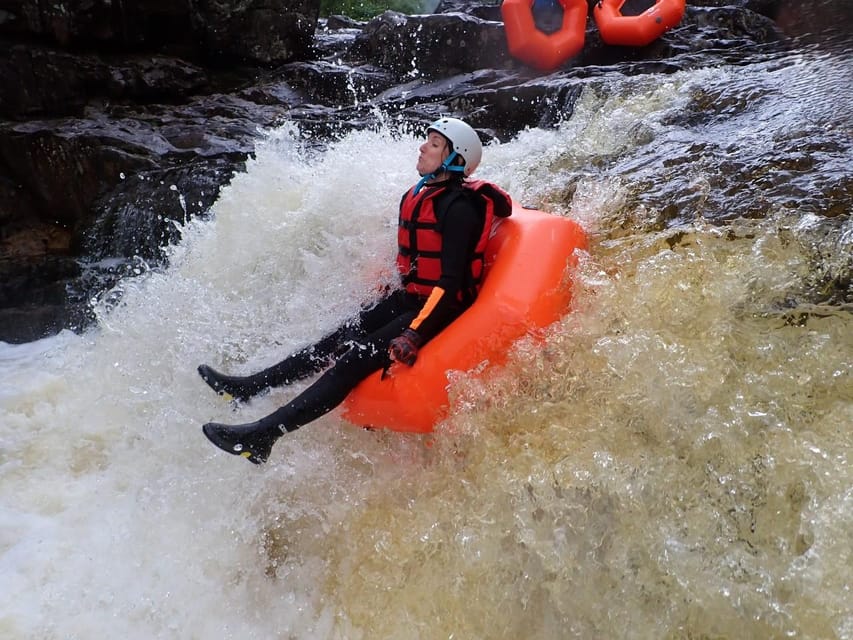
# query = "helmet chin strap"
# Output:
<box><xmin>413</xmin><ymin>151</ymin><xmax>463</xmax><ymax>195</ymax></box>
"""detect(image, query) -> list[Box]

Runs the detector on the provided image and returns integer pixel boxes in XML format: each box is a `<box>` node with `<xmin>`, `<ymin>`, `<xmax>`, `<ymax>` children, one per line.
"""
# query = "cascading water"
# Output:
<box><xmin>1</xmin><ymin>42</ymin><xmax>850</xmax><ymax>640</ymax></box>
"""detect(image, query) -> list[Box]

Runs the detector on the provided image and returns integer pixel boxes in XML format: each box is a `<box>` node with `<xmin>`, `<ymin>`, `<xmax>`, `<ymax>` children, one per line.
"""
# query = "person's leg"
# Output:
<box><xmin>197</xmin><ymin>320</ymin><xmax>358</xmax><ymax>401</ymax></box>
<box><xmin>202</xmin><ymin>309</ymin><xmax>417</xmax><ymax>463</ymax></box>
<box><xmin>197</xmin><ymin>292</ymin><xmax>413</xmax><ymax>401</ymax></box>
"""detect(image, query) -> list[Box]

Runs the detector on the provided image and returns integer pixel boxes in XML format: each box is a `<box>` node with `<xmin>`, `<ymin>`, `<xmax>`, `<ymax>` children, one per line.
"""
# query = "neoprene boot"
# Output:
<box><xmin>197</xmin><ymin>364</ymin><xmax>268</xmax><ymax>402</ymax></box>
<box><xmin>202</xmin><ymin>419</ymin><xmax>283</xmax><ymax>464</ymax></box>
<box><xmin>203</xmin><ymin>360</ymin><xmax>357</xmax><ymax>464</ymax></box>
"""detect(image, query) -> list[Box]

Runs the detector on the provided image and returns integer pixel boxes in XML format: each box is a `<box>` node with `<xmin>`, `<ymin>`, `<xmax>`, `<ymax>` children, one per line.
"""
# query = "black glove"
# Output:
<box><xmin>388</xmin><ymin>328</ymin><xmax>422</xmax><ymax>367</ymax></box>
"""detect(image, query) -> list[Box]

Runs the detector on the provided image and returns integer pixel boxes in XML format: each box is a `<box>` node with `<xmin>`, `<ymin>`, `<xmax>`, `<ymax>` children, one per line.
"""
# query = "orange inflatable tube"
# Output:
<box><xmin>501</xmin><ymin>0</ymin><xmax>588</xmax><ymax>71</ymax></box>
<box><xmin>593</xmin><ymin>0</ymin><xmax>685</xmax><ymax>47</ymax></box>
<box><xmin>341</xmin><ymin>204</ymin><xmax>588</xmax><ymax>433</ymax></box>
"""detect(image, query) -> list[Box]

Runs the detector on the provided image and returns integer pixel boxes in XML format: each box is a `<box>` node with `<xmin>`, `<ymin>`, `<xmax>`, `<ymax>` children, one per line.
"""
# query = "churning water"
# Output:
<box><xmin>1</xmin><ymin>42</ymin><xmax>851</xmax><ymax>640</ymax></box>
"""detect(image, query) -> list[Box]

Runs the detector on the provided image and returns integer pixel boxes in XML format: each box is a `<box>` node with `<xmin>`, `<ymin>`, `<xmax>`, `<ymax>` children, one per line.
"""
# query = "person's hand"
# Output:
<box><xmin>388</xmin><ymin>329</ymin><xmax>422</xmax><ymax>367</ymax></box>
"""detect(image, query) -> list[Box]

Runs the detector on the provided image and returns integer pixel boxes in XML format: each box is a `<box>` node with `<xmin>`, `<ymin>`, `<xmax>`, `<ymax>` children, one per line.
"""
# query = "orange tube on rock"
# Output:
<box><xmin>593</xmin><ymin>0</ymin><xmax>686</xmax><ymax>47</ymax></box>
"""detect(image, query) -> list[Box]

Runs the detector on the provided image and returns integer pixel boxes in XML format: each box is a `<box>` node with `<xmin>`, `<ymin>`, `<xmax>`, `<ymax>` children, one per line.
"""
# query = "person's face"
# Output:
<box><xmin>417</xmin><ymin>131</ymin><xmax>451</xmax><ymax>176</ymax></box>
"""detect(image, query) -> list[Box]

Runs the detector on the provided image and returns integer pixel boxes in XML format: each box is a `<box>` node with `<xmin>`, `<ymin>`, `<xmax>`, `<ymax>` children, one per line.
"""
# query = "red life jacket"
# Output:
<box><xmin>396</xmin><ymin>179</ymin><xmax>512</xmax><ymax>301</ymax></box>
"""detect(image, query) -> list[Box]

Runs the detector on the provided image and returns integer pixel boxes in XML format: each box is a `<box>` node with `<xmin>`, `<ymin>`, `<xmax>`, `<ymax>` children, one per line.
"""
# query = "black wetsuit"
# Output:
<box><xmin>199</xmin><ymin>180</ymin><xmax>485</xmax><ymax>461</ymax></box>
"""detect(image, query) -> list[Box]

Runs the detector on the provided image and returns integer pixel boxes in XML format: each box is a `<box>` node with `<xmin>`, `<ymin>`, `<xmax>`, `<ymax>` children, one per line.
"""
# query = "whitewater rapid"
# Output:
<box><xmin>1</xmin><ymin>51</ymin><xmax>851</xmax><ymax>639</ymax></box>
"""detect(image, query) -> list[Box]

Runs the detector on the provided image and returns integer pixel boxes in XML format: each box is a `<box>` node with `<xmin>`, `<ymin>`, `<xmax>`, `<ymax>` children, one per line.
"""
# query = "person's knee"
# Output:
<box><xmin>335</xmin><ymin>341</ymin><xmax>386</xmax><ymax>379</ymax></box>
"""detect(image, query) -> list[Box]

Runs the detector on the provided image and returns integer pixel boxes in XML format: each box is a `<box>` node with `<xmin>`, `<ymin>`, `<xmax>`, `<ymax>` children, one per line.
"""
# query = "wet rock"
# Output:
<box><xmin>278</xmin><ymin>61</ymin><xmax>399</xmax><ymax>106</ymax></box>
<box><xmin>435</xmin><ymin>0</ymin><xmax>504</xmax><ymax>21</ymax></box>
<box><xmin>350</xmin><ymin>11</ymin><xmax>510</xmax><ymax>79</ymax></box>
<box><xmin>0</xmin><ymin>0</ymin><xmax>321</xmax><ymax>63</ymax></box>
<box><xmin>191</xmin><ymin>0</ymin><xmax>321</xmax><ymax>64</ymax></box>
<box><xmin>683</xmin><ymin>4</ymin><xmax>784</xmax><ymax>49</ymax></box>
<box><xmin>0</xmin><ymin>0</ymin><xmax>193</xmax><ymax>47</ymax></box>
<box><xmin>0</xmin><ymin>45</ymin><xmax>210</xmax><ymax>119</ymax></box>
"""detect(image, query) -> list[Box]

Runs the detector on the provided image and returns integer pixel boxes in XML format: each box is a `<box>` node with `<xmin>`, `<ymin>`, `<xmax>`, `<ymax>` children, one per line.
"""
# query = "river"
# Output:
<box><xmin>1</xmin><ymin>20</ymin><xmax>851</xmax><ymax>640</ymax></box>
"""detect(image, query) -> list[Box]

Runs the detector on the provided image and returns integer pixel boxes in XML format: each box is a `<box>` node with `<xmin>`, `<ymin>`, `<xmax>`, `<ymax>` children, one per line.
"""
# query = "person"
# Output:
<box><xmin>199</xmin><ymin>117</ymin><xmax>512</xmax><ymax>464</ymax></box>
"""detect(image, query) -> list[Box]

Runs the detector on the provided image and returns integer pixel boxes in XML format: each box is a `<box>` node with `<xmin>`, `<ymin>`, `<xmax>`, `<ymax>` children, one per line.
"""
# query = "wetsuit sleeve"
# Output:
<box><xmin>408</xmin><ymin>196</ymin><xmax>482</xmax><ymax>341</ymax></box>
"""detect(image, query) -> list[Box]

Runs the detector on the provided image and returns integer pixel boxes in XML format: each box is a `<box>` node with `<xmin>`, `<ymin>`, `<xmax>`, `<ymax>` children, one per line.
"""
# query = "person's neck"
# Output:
<box><xmin>412</xmin><ymin>170</ymin><xmax>462</xmax><ymax>196</ymax></box>
<box><xmin>425</xmin><ymin>172</ymin><xmax>462</xmax><ymax>187</ymax></box>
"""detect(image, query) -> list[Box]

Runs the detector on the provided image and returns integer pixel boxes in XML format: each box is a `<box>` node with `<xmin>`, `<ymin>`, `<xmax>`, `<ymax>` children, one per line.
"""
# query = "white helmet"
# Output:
<box><xmin>427</xmin><ymin>117</ymin><xmax>483</xmax><ymax>176</ymax></box>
